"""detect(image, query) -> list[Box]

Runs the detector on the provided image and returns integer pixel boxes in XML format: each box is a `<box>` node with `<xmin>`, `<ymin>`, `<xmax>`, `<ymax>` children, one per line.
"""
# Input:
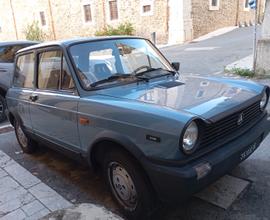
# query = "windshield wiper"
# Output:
<box><xmin>90</xmin><ymin>73</ymin><xmax>132</xmax><ymax>87</ymax></box>
<box><xmin>134</xmin><ymin>67</ymin><xmax>177</xmax><ymax>79</ymax></box>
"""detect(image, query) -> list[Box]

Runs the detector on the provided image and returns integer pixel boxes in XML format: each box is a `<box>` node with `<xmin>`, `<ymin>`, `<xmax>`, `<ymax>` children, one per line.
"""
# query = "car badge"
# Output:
<box><xmin>237</xmin><ymin>113</ymin><xmax>244</xmax><ymax>126</ymax></box>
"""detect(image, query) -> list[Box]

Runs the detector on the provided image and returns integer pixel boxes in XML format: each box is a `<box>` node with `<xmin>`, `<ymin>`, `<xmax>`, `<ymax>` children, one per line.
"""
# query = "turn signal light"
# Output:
<box><xmin>194</xmin><ymin>162</ymin><xmax>212</xmax><ymax>180</ymax></box>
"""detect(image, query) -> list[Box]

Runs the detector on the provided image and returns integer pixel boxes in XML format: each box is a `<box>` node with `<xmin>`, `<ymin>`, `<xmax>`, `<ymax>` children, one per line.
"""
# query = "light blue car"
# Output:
<box><xmin>6</xmin><ymin>37</ymin><xmax>270</xmax><ymax>219</ymax></box>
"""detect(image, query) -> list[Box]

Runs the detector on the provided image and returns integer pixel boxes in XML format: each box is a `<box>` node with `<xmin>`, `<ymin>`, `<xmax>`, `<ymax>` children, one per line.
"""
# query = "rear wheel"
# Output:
<box><xmin>0</xmin><ymin>95</ymin><xmax>7</xmax><ymax>123</ymax></box>
<box><xmin>15</xmin><ymin>120</ymin><xmax>37</xmax><ymax>154</ymax></box>
<box><xmin>102</xmin><ymin>148</ymin><xmax>157</xmax><ymax>219</ymax></box>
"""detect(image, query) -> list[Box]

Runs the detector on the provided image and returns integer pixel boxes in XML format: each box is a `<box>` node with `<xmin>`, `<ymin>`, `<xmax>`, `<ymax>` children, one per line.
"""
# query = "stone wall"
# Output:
<box><xmin>0</xmin><ymin>0</ymin><xmax>266</xmax><ymax>44</ymax></box>
<box><xmin>0</xmin><ymin>0</ymin><xmax>55</xmax><ymax>41</ymax></box>
<box><xmin>191</xmin><ymin>0</ymin><xmax>265</xmax><ymax>39</ymax></box>
<box><xmin>0</xmin><ymin>0</ymin><xmax>169</xmax><ymax>44</ymax></box>
<box><xmin>0</xmin><ymin>1</ymin><xmax>17</xmax><ymax>41</ymax></box>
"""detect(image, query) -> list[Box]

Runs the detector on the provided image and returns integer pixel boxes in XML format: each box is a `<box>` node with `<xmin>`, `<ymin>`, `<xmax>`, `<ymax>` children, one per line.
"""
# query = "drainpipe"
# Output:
<box><xmin>102</xmin><ymin>0</ymin><xmax>106</xmax><ymax>29</ymax></box>
<box><xmin>9</xmin><ymin>0</ymin><xmax>18</xmax><ymax>40</ymax></box>
<box><xmin>166</xmin><ymin>0</ymin><xmax>169</xmax><ymax>33</ymax></box>
<box><xmin>48</xmin><ymin>0</ymin><xmax>56</xmax><ymax>40</ymax></box>
<box><xmin>235</xmin><ymin>0</ymin><xmax>240</xmax><ymax>26</ymax></box>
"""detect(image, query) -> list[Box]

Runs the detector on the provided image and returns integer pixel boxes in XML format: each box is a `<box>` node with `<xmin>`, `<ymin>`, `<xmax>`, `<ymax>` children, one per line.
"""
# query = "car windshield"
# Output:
<box><xmin>69</xmin><ymin>38</ymin><xmax>173</xmax><ymax>89</ymax></box>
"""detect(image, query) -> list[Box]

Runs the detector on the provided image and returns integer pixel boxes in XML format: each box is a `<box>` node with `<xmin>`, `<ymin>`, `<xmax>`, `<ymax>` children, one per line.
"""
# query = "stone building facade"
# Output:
<box><xmin>0</xmin><ymin>0</ymin><xmax>266</xmax><ymax>44</ymax></box>
<box><xmin>191</xmin><ymin>0</ymin><xmax>266</xmax><ymax>39</ymax></box>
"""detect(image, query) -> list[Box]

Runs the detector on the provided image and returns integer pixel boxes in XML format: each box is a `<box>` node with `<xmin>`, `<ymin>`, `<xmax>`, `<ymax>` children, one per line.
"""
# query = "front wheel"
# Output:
<box><xmin>0</xmin><ymin>95</ymin><xmax>7</xmax><ymax>123</ymax></box>
<box><xmin>103</xmin><ymin>149</ymin><xmax>157</xmax><ymax>219</ymax></box>
<box><xmin>15</xmin><ymin>120</ymin><xmax>37</xmax><ymax>154</ymax></box>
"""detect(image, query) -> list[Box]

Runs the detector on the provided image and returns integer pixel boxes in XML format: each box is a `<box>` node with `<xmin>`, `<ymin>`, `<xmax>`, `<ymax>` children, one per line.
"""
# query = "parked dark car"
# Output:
<box><xmin>6</xmin><ymin>37</ymin><xmax>270</xmax><ymax>219</ymax></box>
<box><xmin>0</xmin><ymin>41</ymin><xmax>38</xmax><ymax>122</ymax></box>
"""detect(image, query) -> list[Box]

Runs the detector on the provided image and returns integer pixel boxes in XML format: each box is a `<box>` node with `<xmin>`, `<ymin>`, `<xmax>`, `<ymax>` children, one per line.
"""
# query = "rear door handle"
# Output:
<box><xmin>29</xmin><ymin>94</ymin><xmax>39</xmax><ymax>102</ymax></box>
<box><xmin>0</xmin><ymin>68</ymin><xmax>7</xmax><ymax>72</ymax></box>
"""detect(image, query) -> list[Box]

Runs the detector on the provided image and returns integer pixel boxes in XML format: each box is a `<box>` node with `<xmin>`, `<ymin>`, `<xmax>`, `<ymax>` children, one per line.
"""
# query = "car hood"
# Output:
<box><xmin>96</xmin><ymin>75</ymin><xmax>264</xmax><ymax>122</ymax></box>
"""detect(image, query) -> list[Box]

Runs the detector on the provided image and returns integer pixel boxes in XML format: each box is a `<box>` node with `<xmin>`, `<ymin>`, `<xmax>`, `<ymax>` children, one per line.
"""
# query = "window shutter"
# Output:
<box><xmin>83</xmin><ymin>4</ymin><xmax>92</xmax><ymax>22</ymax></box>
<box><xmin>109</xmin><ymin>0</ymin><xmax>118</xmax><ymax>20</ymax></box>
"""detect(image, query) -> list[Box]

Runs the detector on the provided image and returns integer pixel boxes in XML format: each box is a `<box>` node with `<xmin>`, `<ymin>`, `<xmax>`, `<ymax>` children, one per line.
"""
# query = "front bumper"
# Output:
<box><xmin>143</xmin><ymin>114</ymin><xmax>270</xmax><ymax>203</ymax></box>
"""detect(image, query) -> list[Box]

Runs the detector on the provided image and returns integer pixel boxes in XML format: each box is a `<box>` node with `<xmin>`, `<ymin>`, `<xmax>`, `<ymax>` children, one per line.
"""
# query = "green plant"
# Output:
<box><xmin>24</xmin><ymin>21</ymin><xmax>46</xmax><ymax>41</ymax></box>
<box><xmin>95</xmin><ymin>22</ymin><xmax>134</xmax><ymax>36</ymax></box>
<box><xmin>230</xmin><ymin>68</ymin><xmax>255</xmax><ymax>78</ymax></box>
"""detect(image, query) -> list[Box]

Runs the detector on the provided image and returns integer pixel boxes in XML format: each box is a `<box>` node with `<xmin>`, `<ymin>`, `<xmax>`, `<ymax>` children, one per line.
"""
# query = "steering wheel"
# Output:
<box><xmin>133</xmin><ymin>65</ymin><xmax>151</xmax><ymax>74</ymax></box>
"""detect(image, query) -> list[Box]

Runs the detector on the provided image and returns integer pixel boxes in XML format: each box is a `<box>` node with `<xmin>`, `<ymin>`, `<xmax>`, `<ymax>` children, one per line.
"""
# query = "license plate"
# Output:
<box><xmin>240</xmin><ymin>139</ymin><xmax>260</xmax><ymax>161</ymax></box>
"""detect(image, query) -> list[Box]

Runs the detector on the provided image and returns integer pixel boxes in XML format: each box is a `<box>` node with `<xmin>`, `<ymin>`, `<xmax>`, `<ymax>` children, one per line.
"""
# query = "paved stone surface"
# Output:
<box><xmin>195</xmin><ymin>175</ymin><xmax>250</xmax><ymax>209</ymax></box>
<box><xmin>0</xmin><ymin>150</ymin><xmax>73</xmax><ymax>219</ymax></box>
<box><xmin>41</xmin><ymin>203</ymin><xmax>123</xmax><ymax>220</ymax></box>
<box><xmin>21</xmin><ymin>200</ymin><xmax>47</xmax><ymax>216</ymax></box>
<box><xmin>4</xmin><ymin>162</ymin><xmax>41</xmax><ymax>189</ymax></box>
<box><xmin>0</xmin><ymin>208</ymin><xmax>26</xmax><ymax>220</ymax></box>
<box><xmin>0</xmin><ymin>187</ymin><xmax>34</xmax><ymax>215</ymax></box>
<box><xmin>28</xmin><ymin>182</ymin><xmax>72</xmax><ymax>212</ymax></box>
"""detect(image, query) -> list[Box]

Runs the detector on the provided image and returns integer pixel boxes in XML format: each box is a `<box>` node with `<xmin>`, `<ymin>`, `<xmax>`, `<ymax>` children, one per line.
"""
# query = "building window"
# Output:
<box><xmin>143</xmin><ymin>5</ymin><xmax>151</xmax><ymax>13</ymax></box>
<box><xmin>140</xmin><ymin>0</ymin><xmax>154</xmax><ymax>16</ymax></box>
<box><xmin>209</xmin><ymin>0</ymin><xmax>220</xmax><ymax>10</ymax></box>
<box><xmin>83</xmin><ymin>4</ymin><xmax>92</xmax><ymax>22</ymax></box>
<box><xmin>244</xmin><ymin>0</ymin><xmax>250</xmax><ymax>11</ymax></box>
<box><xmin>109</xmin><ymin>0</ymin><xmax>118</xmax><ymax>20</ymax></box>
<box><xmin>39</xmin><ymin>11</ymin><xmax>46</xmax><ymax>26</ymax></box>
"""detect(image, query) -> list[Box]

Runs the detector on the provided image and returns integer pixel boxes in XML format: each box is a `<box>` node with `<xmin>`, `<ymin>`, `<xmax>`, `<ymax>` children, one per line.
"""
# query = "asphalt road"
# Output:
<box><xmin>161</xmin><ymin>26</ymin><xmax>257</xmax><ymax>75</ymax></box>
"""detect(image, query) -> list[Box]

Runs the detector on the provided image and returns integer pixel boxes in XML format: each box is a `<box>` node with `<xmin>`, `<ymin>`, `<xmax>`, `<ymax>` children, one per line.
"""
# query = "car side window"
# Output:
<box><xmin>38</xmin><ymin>50</ymin><xmax>62</xmax><ymax>90</ymax></box>
<box><xmin>14</xmin><ymin>53</ymin><xmax>35</xmax><ymax>88</ymax></box>
<box><xmin>0</xmin><ymin>45</ymin><xmax>25</xmax><ymax>63</ymax></box>
<box><xmin>61</xmin><ymin>57</ymin><xmax>75</xmax><ymax>91</ymax></box>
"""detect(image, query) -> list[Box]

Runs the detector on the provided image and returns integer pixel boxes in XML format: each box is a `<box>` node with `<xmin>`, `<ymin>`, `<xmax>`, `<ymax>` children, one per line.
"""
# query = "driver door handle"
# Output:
<box><xmin>29</xmin><ymin>94</ymin><xmax>39</xmax><ymax>102</ymax></box>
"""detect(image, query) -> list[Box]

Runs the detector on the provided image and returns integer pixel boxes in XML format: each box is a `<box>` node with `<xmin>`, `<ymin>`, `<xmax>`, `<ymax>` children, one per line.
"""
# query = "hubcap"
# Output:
<box><xmin>108</xmin><ymin>162</ymin><xmax>137</xmax><ymax>211</ymax></box>
<box><xmin>16</xmin><ymin>124</ymin><xmax>28</xmax><ymax>148</ymax></box>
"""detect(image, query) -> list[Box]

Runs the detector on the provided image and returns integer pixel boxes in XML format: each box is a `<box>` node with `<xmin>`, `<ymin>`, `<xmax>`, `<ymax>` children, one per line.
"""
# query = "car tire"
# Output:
<box><xmin>0</xmin><ymin>95</ymin><xmax>7</xmax><ymax>123</ymax></box>
<box><xmin>14</xmin><ymin>120</ymin><xmax>37</xmax><ymax>154</ymax></box>
<box><xmin>103</xmin><ymin>148</ymin><xmax>157</xmax><ymax>220</ymax></box>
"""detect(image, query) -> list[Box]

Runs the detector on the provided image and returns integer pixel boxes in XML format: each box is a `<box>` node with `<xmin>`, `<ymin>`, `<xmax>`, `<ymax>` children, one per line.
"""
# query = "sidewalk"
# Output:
<box><xmin>225</xmin><ymin>55</ymin><xmax>253</xmax><ymax>71</ymax></box>
<box><xmin>0</xmin><ymin>147</ymin><xmax>122</xmax><ymax>220</ymax></box>
<box><xmin>0</xmin><ymin>149</ymin><xmax>72</xmax><ymax>219</ymax></box>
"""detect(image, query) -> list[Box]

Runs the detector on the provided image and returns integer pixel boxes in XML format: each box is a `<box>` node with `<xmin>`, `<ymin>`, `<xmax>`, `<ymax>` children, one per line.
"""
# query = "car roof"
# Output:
<box><xmin>0</xmin><ymin>40</ymin><xmax>39</xmax><ymax>47</ymax></box>
<box><xmin>17</xmin><ymin>36</ymin><xmax>146</xmax><ymax>53</ymax></box>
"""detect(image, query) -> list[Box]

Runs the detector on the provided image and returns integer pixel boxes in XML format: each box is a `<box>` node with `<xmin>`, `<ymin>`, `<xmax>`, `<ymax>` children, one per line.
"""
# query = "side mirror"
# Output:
<box><xmin>171</xmin><ymin>62</ymin><xmax>180</xmax><ymax>71</ymax></box>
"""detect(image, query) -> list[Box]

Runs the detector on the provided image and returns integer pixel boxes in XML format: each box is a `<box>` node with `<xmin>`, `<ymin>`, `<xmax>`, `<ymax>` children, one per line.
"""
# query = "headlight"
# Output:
<box><xmin>182</xmin><ymin>121</ymin><xmax>199</xmax><ymax>154</ymax></box>
<box><xmin>260</xmin><ymin>91</ymin><xmax>268</xmax><ymax>110</ymax></box>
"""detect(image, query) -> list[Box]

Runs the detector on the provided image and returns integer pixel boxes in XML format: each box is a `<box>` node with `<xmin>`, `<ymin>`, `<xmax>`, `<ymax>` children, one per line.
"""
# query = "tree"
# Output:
<box><xmin>24</xmin><ymin>21</ymin><xmax>46</xmax><ymax>41</ymax></box>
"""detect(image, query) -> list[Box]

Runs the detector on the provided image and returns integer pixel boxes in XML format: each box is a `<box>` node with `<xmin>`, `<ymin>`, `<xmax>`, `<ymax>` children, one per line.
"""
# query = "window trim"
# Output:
<box><xmin>36</xmin><ymin>47</ymin><xmax>77</xmax><ymax>94</ymax></box>
<box><xmin>209</xmin><ymin>0</ymin><xmax>220</xmax><ymax>11</ymax></box>
<box><xmin>140</xmin><ymin>0</ymin><xmax>154</xmax><ymax>16</ymax></box>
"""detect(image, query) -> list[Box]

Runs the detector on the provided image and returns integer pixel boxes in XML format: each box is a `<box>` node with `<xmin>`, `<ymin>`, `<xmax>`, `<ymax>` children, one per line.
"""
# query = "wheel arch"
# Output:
<box><xmin>88</xmin><ymin>131</ymin><xmax>145</xmax><ymax>168</ymax></box>
<box><xmin>88</xmin><ymin>131</ymin><xmax>158</xmax><ymax>200</ymax></box>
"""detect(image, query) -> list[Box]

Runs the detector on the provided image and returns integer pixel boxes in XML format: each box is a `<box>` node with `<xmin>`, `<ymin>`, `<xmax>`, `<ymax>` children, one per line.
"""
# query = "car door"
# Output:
<box><xmin>10</xmin><ymin>52</ymin><xmax>36</xmax><ymax>131</ymax></box>
<box><xmin>29</xmin><ymin>48</ymin><xmax>81</xmax><ymax>152</ymax></box>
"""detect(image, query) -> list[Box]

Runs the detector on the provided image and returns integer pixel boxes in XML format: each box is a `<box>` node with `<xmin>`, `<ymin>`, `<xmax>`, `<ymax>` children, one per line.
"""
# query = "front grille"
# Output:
<box><xmin>200</xmin><ymin>101</ymin><xmax>262</xmax><ymax>148</ymax></box>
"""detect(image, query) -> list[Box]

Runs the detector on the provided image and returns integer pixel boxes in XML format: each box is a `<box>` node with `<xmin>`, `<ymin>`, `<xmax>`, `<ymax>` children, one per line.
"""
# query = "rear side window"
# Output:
<box><xmin>14</xmin><ymin>53</ymin><xmax>35</xmax><ymax>88</ymax></box>
<box><xmin>38</xmin><ymin>50</ymin><xmax>62</xmax><ymax>90</ymax></box>
<box><xmin>0</xmin><ymin>45</ymin><xmax>25</xmax><ymax>63</ymax></box>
